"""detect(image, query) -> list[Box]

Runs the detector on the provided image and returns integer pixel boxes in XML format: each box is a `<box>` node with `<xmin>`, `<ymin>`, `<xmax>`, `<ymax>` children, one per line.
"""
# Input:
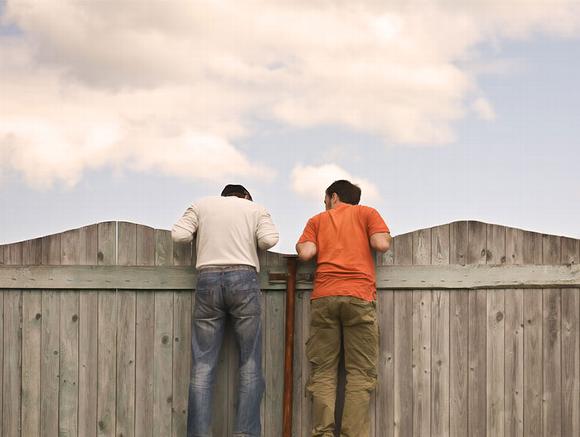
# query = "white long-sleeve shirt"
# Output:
<box><xmin>171</xmin><ymin>196</ymin><xmax>279</xmax><ymax>271</ymax></box>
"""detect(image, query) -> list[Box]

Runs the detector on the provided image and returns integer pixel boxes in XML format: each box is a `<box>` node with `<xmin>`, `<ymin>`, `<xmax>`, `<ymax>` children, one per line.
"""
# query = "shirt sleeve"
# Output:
<box><xmin>297</xmin><ymin>217</ymin><xmax>318</xmax><ymax>244</ymax></box>
<box><xmin>256</xmin><ymin>207</ymin><xmax>279</xmax><ymax>250</ymax></box>
<box><xmin>366</xmin><ymin>207</ymin><xmax>390</xmax><ymax>236</ymax></box>
<box><xmin>171</xmin><ymin>203</ymin><xmax>199</xmax><ymax>243</ymax></box>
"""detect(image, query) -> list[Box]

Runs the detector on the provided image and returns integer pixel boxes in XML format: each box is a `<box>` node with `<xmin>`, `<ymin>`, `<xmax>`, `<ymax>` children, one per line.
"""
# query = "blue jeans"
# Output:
<box><xmin>187</xmin><ymin>268</ymin><xmax>265</xmax><ymax>437</ymax></box>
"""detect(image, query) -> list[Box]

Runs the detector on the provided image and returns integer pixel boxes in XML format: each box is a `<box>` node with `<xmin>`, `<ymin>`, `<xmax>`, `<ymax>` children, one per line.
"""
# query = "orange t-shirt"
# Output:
<box><xmin>297</xmin><ymin>203</ymin><xmax>389</xmax><ymax>301</ymax></box>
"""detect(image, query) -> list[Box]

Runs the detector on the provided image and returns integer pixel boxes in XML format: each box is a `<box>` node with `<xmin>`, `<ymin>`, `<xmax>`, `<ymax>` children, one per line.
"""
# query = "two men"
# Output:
<box><xmin>172</xmin><ymin>184</ymin><xmax>279</xmax><ymax>437</ymax></box>
<box><xmin>296</xmin><ymin>180</ymin><xmax>391</xmax><ymax>437</ymax></box>
<box><xmin>173</xmin><ymin>179</ymin><xmax>389</xmax><ymax>437</ymax></box>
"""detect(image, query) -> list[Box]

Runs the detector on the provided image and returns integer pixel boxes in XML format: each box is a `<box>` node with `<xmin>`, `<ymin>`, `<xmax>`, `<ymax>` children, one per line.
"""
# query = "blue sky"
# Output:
<box><xmin>1</xmin><ymin>1</ymin><xmax>579</xmax><ymax>253</ymax></box>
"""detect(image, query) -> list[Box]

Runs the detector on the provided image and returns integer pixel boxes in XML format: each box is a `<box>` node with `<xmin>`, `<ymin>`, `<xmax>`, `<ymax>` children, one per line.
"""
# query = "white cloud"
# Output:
<box><xmin>1</xmin><ymin>0</ymin><xmax>580</xmax><ymax>187</ymax></box>
<box><xmin>291</xmin><ymin>163</ymin><xmax>380</xmax><ymax>203</ymax></box>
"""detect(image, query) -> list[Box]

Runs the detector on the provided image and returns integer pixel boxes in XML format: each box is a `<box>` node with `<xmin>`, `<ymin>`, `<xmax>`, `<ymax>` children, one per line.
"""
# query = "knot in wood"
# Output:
<box><xmin>496</xmin><ymin>312</ymin><xmax>504</xmax><ymax>322</ymax></box>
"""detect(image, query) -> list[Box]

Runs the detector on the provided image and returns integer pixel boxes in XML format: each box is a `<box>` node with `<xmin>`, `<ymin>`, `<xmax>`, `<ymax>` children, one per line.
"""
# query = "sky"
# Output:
<box><xmin>1</xmin><ymin>0</ymin><xmax>579</xmax><ymax>254</ymax></box>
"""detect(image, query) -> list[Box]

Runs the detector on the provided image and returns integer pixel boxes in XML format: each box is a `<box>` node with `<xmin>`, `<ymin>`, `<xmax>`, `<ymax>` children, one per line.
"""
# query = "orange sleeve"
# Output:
<box><xmin>366</xmin><ymin>207</ymin><xmax>389</xmax><ymax>236</ymax></box>
<box><xmin>297</xmin><ymin>217</ymin><xmax>318</xmax><ymax>244</ymax></box>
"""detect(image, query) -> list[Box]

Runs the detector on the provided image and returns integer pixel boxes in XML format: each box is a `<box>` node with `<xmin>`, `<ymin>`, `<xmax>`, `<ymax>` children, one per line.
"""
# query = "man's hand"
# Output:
<box><xmin>370</xmin><ymin>232</ymin><xmax>391</xmax><ymax>253</ymax></box>
<box><xmin>296</xmin><ymin>241</ymin><xmax>317</xmax><ymax>262</ymax></box>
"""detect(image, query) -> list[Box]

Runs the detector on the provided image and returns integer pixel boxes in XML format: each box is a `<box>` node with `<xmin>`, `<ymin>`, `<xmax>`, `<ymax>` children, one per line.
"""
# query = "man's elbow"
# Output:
<box><xmin>171</xmin><ymin>227</ymin><xmax>193</xmax><ymax>244</ymax></box>
<box><xmin>374</xmin><ymin>241</ymin><xmax>390</xmax><ymax>253</ymax></box>
<box><xmin>371</xmin><ymin>235</ymin><xmax>391</xmax><ymax>253</ymax></box>
<box><xmin>258</xmin><ymin>234</ymin><xmax>279</xmax><ymax>250</ymax></box>
<box><xmin>296</xmin><ymin>244</ymin><xmax>316</xmax><ymax>262</ymax></box>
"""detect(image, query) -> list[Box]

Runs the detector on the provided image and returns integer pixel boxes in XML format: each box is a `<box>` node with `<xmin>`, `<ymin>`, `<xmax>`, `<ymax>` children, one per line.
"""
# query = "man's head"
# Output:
<box><xmin>221</xmin><ymin>184</ymin><xmax>253</xmax><ymax>201</ymax></box>
<box><xmin>324</xmin><ymin>180</ymin><xmax>361</xmax><ymax>210</ymax></box>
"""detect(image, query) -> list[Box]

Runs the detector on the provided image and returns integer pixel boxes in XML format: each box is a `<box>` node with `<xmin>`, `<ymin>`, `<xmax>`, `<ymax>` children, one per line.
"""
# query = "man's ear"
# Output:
<box><xmin>331</xmin><ymin>192</ymin><xmax>339</xmax><ymax>204</ymax></box>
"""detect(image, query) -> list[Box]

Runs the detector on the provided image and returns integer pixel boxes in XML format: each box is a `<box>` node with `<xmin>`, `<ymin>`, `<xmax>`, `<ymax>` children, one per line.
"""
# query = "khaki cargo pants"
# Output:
<box><xmin>306</xmin><ymin>296</ymin><xmax>379</xmax><ymax>437</ymax></box>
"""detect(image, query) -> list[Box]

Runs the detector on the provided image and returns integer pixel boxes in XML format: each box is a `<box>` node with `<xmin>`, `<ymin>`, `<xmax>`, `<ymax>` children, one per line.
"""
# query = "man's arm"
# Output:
<box><xmin>171</xmin><ymin>204</ymin><xmax>199</xmax><ymax>243</ymax></box>
<box><xmin>370</xmin><ymin>232</ymin><xmax>391</xmax><ymax>253</ymax></box>
<box><xmin>296</xmin><ymin>241</ymin><xmax>317</xmax><ymax>262</ymax></box>
<box><xmin>256</xmin><ymin>208</ymin><xmax>279</xmax><ymax>250</ymax></box>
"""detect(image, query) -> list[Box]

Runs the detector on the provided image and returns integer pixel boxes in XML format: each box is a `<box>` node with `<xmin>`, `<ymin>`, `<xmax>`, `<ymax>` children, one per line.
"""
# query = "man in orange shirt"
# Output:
<box><xmin>296</xmin><ymin>180</ymin><xmax>391</xmax><ymax>437</ymax></box>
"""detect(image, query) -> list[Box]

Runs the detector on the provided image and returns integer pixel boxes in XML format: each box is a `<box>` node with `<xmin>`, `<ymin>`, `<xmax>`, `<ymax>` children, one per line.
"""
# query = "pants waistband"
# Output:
<box><xmin>198</xmin><ymin>265</ymin><xmax>256</xmax><ymax>273</ymax></box>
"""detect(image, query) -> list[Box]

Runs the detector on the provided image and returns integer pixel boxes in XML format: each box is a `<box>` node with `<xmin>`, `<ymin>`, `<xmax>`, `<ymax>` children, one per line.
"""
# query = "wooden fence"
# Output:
<box><xmin>1</xmin><ymin>220</ymin><xmax>580</xmax><ymax>437</ymax></box>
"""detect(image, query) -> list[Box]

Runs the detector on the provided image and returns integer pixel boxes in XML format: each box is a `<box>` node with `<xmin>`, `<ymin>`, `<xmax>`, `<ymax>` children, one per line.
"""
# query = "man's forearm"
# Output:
<box><xmin>296</xmin><ymin>241</ymin><xmax>317</xmax><ymax>261</ymax></box>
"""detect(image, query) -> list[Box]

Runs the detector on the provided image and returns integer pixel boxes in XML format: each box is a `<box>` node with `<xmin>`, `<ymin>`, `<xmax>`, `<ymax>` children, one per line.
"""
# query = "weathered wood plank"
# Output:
<box><xmin>116</xmin><ymin>222</ymin><xmax>137</xmax><ymax>437</ymax></box>
<box><xmin>394</xmin><ymin>231</ymin><xmax>412</xmax><ymax>437</ymax></box>
<box><xmin>6</xmin><ymin>263</ymin><xmax>580</xmax><ymax>290</ymax></box>
<box><xmin>376</xmin><ymin>235</ymin><xmax>395</xmax><ymax>437</ymax></box>
<box><xmin>412</xmin><ymin>226</ymin><xmax>431</xmax><ymax>437</ymax></box>
<box><xmin>449</xmin><ymin>221</ymin><xmax>469</xmax><ymax>437</ymax></box>
<box><xmin>78</xmin><ymin>224</ymin><xmax>99</xmax><ymax>437</ymax></box>
<box><xmin>523</xmin><ymin>289</ymin><xmax>543</xmax><ymax>437</ymax></box>
<box><xmin>292</xmin><ymin>288</ymin><xmax>304</xmax><ymax>437</ymax></box>
<box><xmin>504</xmin><ymin>231</ymin><xmax>524</xmax><ymax>437</ymax></box>
<box><xmin>431</xmin><ymin>224</ymin><xmax>450</xmax><ymax>437</ymax></box>
<box><xmin>450</xmin><ymin>221</ymin><xmax>468</xmax><ymax>266</ymax></box>
<box><xmin>522</xmin><ymin>230</ymin><xmax>543</xmax><ymax>437</ymax></box>
<box><xmin>21</xmin><ymin>238</ymin><xmax>42</xmax><ymax>437</ymax></box>
<box><xmin>60</xmin><ymin>230</ymin><xmax>80</xmax><ymax>437</ymax></box>
<box><xmin>3</xmin><ymin>247</ymin><xmax>22</xmax><ymax>437</ymax></box>
<box><xmin>486</xmin><ymin>225</ymin><xmax>506</xmax><ymax>437</ymax></box>
<box><xmin>135</xmin><ymin>289</ymin><xmax>155</xmax><ymax>437</ymax></box>
<box><xmin>301</xmin><ymin>290</ymin><xmax>312</xmax><ymax>437</ymax></box>
<box><xmin>97</xmin><ymin>222</ymin><xmax>117</xmax><ymax>437</ymax></box>
<box><xmin>542</xmin><ymin>234</ymin><xmax>562</xmax><ymax>437</ymax></box>
<box><xmin>41</xmin><ymin>235</ymin><xmax>61</xmax><ymax>437</ymax></box>
<box><xmin>561</xmin><ymin>238</ymin><xmax>579</xmax><ymax>437</ymax></box>
<box><xmin>486</xmin><ymin>289</ymin><xmax>505</xmax><ymax>437</ymax></box>
<box><xmin>468</xmin><ymin>221</ymin><xmax>487</xmax><ymax>437</ymax></box>
<box><xmin>153</xmin><ymin>229</ymin><xmax>174</xmax><ymax>436</ymax></box>
<box><xmin>506</xmin><ymin>228</ymin><xmax>524</xmax><ymax>265</ymax></box>
<box><xmin>265</xmin><ymin>291</ymin><xmax>285</xmax><ymax>437</ymax></box>
<box><xmin>449</xmin><ymin>289</ymin><xmax>468</xmax><ymax>437</ymax></box>
<box><xmin>561</xmin><ymin>288</ymin><xmax>579</xmax><ymax>437</ymax></box>
<box><xmin>172</xmin><ymin>225</ymin><xmax>193</xmax><ymax>437</ymax></box>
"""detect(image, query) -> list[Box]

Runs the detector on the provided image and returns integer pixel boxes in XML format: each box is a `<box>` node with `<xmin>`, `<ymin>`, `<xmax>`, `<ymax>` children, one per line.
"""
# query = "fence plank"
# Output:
<box><xmin>431</xmin><ymin>224</ymin><xmax>450</xmax><ymax>437</ymax></box>
<box><xmin>505</xmin><ymin>231</ymin><xmax>524</xmax><ymax>437</ymax></box>
<box><xmin>449</xmin><ymin>221</ymin><xmax>468</xmax><ymax>437</ymax></box>
<box><xmin>468</xmin><ymin>221</ymin><xmax>487</xmax><ymax>437</ymax></box>
<box><xmin>376</xmin><ymin>290</ymin><xmax>394</xmax><ymax>437</ymax></box>
<box><xmin>21</xmin><ymin>239</ymin><xmax>42</xmax><ymax>437</ymax></box>
<box><xmin>154</xmin><ymin>230</ymin><xmax>174</xmax><ymax>437</ymax></box>
<box><xmin>60</xmin><ymin>229</ymin><xmax>81</xmax><ymax>437</ymax></box>
<box><xmin>172</xmin><ymin>226</ymin><xmax>192</xmax><ymax>437</ymax></box>
<box><xmin>78</xmin><ymin>224</ymin><xmax>99</xmax><ymax>437</ymax></box>
<box><xmin>522</xmin><ymin>230</ymin><xmax>543</xmax><ymax>437</ymax></box>
<box><xmin>97</xmin><ymin>222</ymin><xmax>117</xmax><ymax>437</ymax></box>
<box><xmin>486</xmin><ymin>224</ymin><xmax>506</xmax><ymax>437</ymax></box>
<box><xmin>394</xmin><ymin>232</ymin><xmax>412</xmax><ymax>437</ymax></box>
<box><xmin>264</xmin><ymin>291</ymin><xmax>285</xmax><ymax>437</ymax></box>
<box><xmin>301</xmin><ymin>290</ymin><xmax>312</xmax><ymax>437</ymax></box>
<box><xmin>292</xmin><ymin>288</ymin><xmax>304</xmax><ymax>437</ymax></box>
<box><xmin>543</xmin><ymin>235</ymin><xmax>561</xmax><ymax>437</ymax></box>
<box><xmin>487</xmin><ymin>289</ymin><xmax>505</xmax><ymax>437</ymax></box>
<box><xmin>41</xmin><ymin>235</ymin><xmax>61</xmax><ymax>437</ymax></box>
<box><xmin>116</xmin><ymin>222</ymin><xmax>137</xmax><ymax>437</ymax></box>
<box><xmin>3</xmin><ymin>242</ymin><xmax>23</xmax><ymax>437</ymax></box>
<box><xmin>561</xmin><ymin>238</ymin><xmax>580</xmax><ymax>437</ymax></box>
<box><xmin>412</xmin><ymin>226</ymin><xmax>431</xmax><ymax>437</ymax></box>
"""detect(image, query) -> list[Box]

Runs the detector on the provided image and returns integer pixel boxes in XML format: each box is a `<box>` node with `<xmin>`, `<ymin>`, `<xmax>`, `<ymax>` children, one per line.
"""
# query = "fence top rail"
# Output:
<box><xmin>1</xmin><ymin>264</ymin><xmax>580</xmax><ymax>291</ymax></box>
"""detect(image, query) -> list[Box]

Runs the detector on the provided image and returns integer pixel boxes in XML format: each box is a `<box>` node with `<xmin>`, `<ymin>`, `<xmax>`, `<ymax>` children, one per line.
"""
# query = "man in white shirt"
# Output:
<box><xmin>172</xmin><ymin>184</ymin><xmax>279</xmax><ymax>437</ymax></box>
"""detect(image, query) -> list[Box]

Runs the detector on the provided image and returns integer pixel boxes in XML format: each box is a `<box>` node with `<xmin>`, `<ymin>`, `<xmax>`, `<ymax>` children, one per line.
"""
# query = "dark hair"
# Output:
<box><xmin>325</xmin><ymin>180</ymin><xmax>361</xmax><ymax>205</ymax></box>
<box><xmin>221</xmin><ymin>184</ymin><xmax>253</xmax><ymax>201</ymax></box>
